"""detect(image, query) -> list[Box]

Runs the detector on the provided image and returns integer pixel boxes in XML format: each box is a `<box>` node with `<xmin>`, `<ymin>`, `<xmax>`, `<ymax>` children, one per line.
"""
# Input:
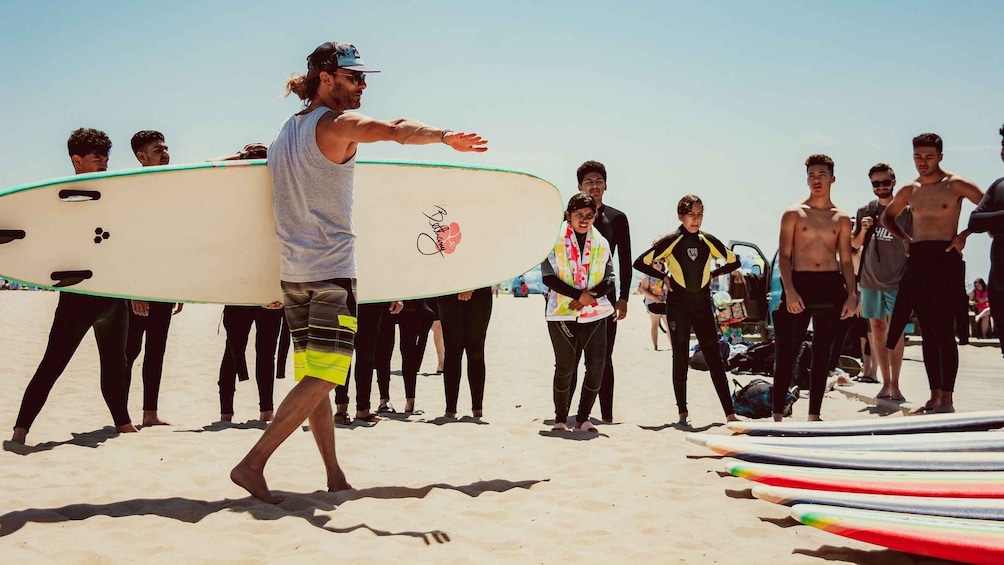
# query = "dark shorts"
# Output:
<box><xmin>280</xmin><ymin>278</ymin><xmax>357</xmax><ymax>385</ymax></box>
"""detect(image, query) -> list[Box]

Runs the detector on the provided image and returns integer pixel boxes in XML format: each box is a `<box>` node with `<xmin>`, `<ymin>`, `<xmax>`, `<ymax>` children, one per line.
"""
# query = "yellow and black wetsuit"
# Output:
<box><xmin>633</xmin><ymin>227</ymin><xmax>740</xmax><ymax>417</ymax></box>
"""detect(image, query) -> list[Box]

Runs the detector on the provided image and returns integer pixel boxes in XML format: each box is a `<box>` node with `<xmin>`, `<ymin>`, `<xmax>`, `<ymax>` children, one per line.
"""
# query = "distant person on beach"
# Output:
<box><xmin>633</xmin><ymin>195</ymin><xmax>742</xmax><ymax>424</ymax></box>
<box><xmin>638</xmin><ymin>254</ymin><xmax>667</xmax><ymax>350</ymax></box>
<box><xmin>967</xmin><ymin>123</ymin><xmax>1004</xmax><ymax>357</ymax></box>
<box><xmin>230</xmin><ymin>41</ymin><xmax>487</xmax><ymax>503</ymax></box>
<box><xmin>437</xmin><ymin>287</ymin><xmax>493</xmax><ymax>420</ymax></box>
<box><xmin>773</xmin><ymin>154</ymin><xmax>857</xmax><ymax>422</ymax></box>
<box><xmin>212</xmin><ymin>143</ymin><xmax>287</xmax><ymax>423</ymax></box>
<box><xmin>571</xmin><ymin>160</ymin><xmax>632</xmax><ymax>423</ymax></box>
<box><xmin>852</xmin><ymin>163</ymin><xmax>911</xmax><ymax>402</ymax></box>
<box><xmin>394</xmin><ymin>299</ymin><xmax>437</xmax><ymax>414</ymax></box>
<box><xmin>10</xmin><ymin>128</ymin><xmax>137</xmax><ymax>445</ymax></box>
<box><xmin>969</xmin><ymin>278</ymin><xmax>992</xmax><ymax>338</ymax></box>
<box><xmin>125</xmin><ymin>130</ymin><xmax>182</xmax><ymax>427</ymax></box>
<box><xmin>542</xmin><ymin>192</ymin><xmax>614</xmax><ymax>432</ymax></box>
<box><xmin>882</xmin><ymin>133</ymin><xmax>983</xmax><ymax>414</ymax></box>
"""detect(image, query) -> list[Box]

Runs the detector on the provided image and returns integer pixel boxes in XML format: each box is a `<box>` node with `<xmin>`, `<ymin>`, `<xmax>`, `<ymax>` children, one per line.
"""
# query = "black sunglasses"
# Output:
<box><xmin>335</xmin><ymin>70</ymin><xmax>367</xmax><ymax>86</ymax></box>
<box><xmin>871</xmin><ymin>178</ymin><xmax>895</xmax><ymax>188</ymax></box>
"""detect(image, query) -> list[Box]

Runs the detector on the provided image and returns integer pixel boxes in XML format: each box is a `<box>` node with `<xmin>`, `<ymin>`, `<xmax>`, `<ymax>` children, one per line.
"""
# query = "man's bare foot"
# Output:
<box><xmin>472</xmin><ymin>409</ymin><xmax>483</xmax><ymax>418</ymax></box>
<box><xmin>678</xmin><ymin>412</ymin><xmax>689</xmax><ymax>425</ymax></box>
<box><xmin>404</xmin><ymin>399</ymin><xmax>416</xmax><ymax>413</ymax></box>
<box><xmin>10</xmin><ymin>427</ymin><xmax>27</xmax><ymax>445</ymax></box>
<box><xmin>259</xmin><ymin>411</ymin><xmax>274</xmax><ymax>422</ymax></box>
<box><xmin>772</xmin><ymin>413</ymin><xmax>783</xmax><ymax>423</ymax></box>
<box><xmin>327</xmin><ymin>468</ymin><xmax>352</xmax><ymax>492</ymax></box>
<box><xmin>117</xmin><ymin>423</ymin><xmax>139</xmax><ymax>433</ymax></box>
<box><xmin>807</xmin><ymin>414</ymin><xmax>822</xmax><ymax>422</ymax></box>
<box><xmin>551</xmin><ymin>421</ymin><xmax>569</xmax><ymax>431</ymax></box>
<box><xmin>909</xmin><ymin>401</ymin><xmax>940</xmax><ymax>415</ymax></box>
<box><xmin>726</xmin><ymin>413</ymin><xmax>741</xmax><ymax>422</ymax></box>
<box><xmin>444</xmin><ymin>412</ymin><xmax>457</xmax><ymax>420</ymax></box>
<box><xmin>221</xmin><ymin>413</ymin><xmax>234</xmax><ymax>422</ymax></box>
<box><xmin>601</xmin><ymin>417</ymin><xmax>613</xmax><ymax>424</ymax></box>
<box><xmin>231</xmin><ymin>463</ymin><xmax>281</xmax><ymax>504</ymax></box>
<box><xmin>574</xmin><ymin>421</ymin><xmax>598</xmax><ymax>433</ymax></box>
<box><xmin>935</xmin><ymin>404</ymin><xmax>956</xmax><ymax>414</ymax></box>
<box><xmin>354</xmin><ymin>410</ymin><xmax>381</xmax><ymax>423</ymax></box>
<box><xmin>891</xmin><ymin>389</ymin><xmax>906</xmax><ymax>402</ymax></box>
<box><xmin>142</xmin><ymin>411</ymin><xmax>169</xmax><ymax>426</ymax></box>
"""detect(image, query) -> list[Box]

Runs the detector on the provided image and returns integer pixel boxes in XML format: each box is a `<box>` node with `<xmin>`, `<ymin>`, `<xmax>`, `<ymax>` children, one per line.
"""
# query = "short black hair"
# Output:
<box><xmin>805</xmin><ymin>154</ymin><xmax>834</xmax><ymax>175</ymax></box>
<box><xmin>912</xmin><ymin>132</ymin><xmax>943</xmax><ymax>154</ymax></box>
<box><xmin>131</xmin><ymin>130</ymin><xmax>165</xmax><ymax>154</ymax></box>
<box><xmin>576</xmin><ymin>160</ymin><xmax>606</xmax><ymax>184</ymax></box>
<box><xmin>868</xmin><ymin>163</ymin><xmax>895</xmax><ymax>178</ymax></box>
<box><xmin>67</xmin><ymin>128</ymin><xmax>112</xmax><ymax>158</ymax></box>
<box><xmin>566</xmin><ymin>191</ymin><xmax>597</xmax><ymax>215</ymax></box>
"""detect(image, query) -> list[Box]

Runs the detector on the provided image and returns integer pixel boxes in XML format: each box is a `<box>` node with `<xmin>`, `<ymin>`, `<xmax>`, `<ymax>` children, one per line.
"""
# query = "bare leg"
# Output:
<box><xmin>432</xmin><ymin>321</ymin><xmax>445</xmax><ymax>372</ymax></box>
<box><xmin>649</xmin><ymin>313</ymin><xmax>660</xmax><ymax>350</ymax></box>
<box><xmin>231</xmin><ymin>377</ymin><xmax>334</xmax><ymax>503</ymax></box>
<box><xmin>306</xmin><ymin>393</ymin><xmax>351</xmax><ymax>492</ymax></box>
<box><xmin>860</xmin><ymin>336</ymin><xmax>875</xmax><ymax>377</ymax></box>
<box><xmin>869</xmin><ymin>317</ymin><xmax>892</xmax><ymax>397</ymax></box>
<box><xmin>142</xmin><ymin>410</ymin><xmax>169</xmax><ymax>426</ymax></box>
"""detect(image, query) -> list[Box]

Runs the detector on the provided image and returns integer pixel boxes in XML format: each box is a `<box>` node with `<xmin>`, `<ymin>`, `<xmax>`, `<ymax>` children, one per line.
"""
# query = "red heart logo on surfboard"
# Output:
<box><xmin>437</xmin><ymin>222</ymin><xmax>462</xmax><ymax>254</ymax></box>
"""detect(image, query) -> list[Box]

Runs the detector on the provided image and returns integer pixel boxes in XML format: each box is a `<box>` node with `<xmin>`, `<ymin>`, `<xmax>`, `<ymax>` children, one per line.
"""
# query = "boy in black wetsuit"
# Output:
<box><xmin>10</xmin><ymin>129</ymin><xmax>137</xmax><ymax>445</ymax></box>
<box><xmin>634</xmin><ymin>195</ymin><xmax>741</xmax><ymax>424</ymax></box>
<box><xmin>774</xmin><ymin>154</ymin><xmax>857</xmax><ymax>422</ymax></box>
<box><xmin>968</xmin><ymin>123</ymin><xmax>1004</xmax><ymax>359</ymax></box>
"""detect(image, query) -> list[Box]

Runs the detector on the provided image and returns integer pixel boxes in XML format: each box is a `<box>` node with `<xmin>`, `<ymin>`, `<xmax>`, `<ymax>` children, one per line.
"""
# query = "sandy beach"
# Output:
<box><xmin>0</xmin><ymin>291</ymin><xmax>973</xmax><ymax>564</ymax></box>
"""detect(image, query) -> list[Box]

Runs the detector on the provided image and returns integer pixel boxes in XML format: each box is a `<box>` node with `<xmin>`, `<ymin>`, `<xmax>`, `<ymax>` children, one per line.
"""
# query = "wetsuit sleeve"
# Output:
<box><xmin>615</xmin><ymin>214</ymin><xmax>633</xmax><ymax>301</ymax></box>
<box><xmin>704</xmin><ymin>233</ymin><xmax>741</xmax><ymax>277</ymax></box>
<box><xmin>968</xmin><ymin>182</ymin><xmax>1004</xmax><ymax>234</ymax></box>
<box><xmin>540</xmin><ymin>259</ymin><xmax>581</xmax><ymax>300</ymax></box>
<box><xmin>632</xmin><ymin>237</ymin><xmax>674</xmax><ymax>280</ymax></box>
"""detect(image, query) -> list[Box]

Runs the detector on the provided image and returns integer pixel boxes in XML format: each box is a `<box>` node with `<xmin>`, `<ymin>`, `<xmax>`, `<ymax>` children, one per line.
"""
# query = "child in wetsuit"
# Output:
<box><xmin>633</xmin><ymin>195</ymin><xmax>741</xmax><ymax>424</ymax></box>
<box><xmin>541</xmin><ymin>192</ymin><xmax>616</xmax><ymax>432</ymax></box>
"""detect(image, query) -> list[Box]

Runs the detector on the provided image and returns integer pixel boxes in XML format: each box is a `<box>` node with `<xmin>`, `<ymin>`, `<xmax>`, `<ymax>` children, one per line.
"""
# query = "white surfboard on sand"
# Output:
<box><xmin>0</xmin><ymin>160</ymin><xmax>562</xmax><ymax>305</ymax></box>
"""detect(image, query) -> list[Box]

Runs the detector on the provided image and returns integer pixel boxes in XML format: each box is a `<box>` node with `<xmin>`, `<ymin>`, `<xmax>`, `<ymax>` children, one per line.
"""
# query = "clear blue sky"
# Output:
<box><xmin>2</xmin><ymin>0</ymin><xmax>1001</xmax><ymax>282</ymax></box>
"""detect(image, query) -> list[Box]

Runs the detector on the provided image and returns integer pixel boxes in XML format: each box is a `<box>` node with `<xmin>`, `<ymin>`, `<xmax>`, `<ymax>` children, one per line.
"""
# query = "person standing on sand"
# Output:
<box><xmin>125</xmin><ymin>130</ymin><xmax>182</xmax><ymax>427</ymax></box>
<box><xmin>230</xmin><ymin>41</ymin><xmax>487</xmax><ymax>503</ymax></box>
<box><xmin>571</xmin><ymin>160</ymin><xmax>631</xmax><ymax>423</ymax></box>
<box><xmin>633</xmin><ymin>195</ymin><xmax>742</xmax><ymax>424</ymax></box>
<box><xmin>773</xmin><ymin>154</ymin><xmax>857</xmax><ymax>423</ymax></box>
<box><xmin>10</xmin><ymin>129</ymin><xmax>137</xmax><ymax>445</ymax></box>
<box><xmin>882</xmin><ymin>133</ymin><xmax>983</xmax><ymax>414</ymax></box>
<box><xmin>852</xmin><ymin>163</ymin><xmax>911</xmax><ymax>402</ymax></box>
<box><xmin>968</xmin><ymin>123</ymin><xmax>1004</xmax><ymax>358</ymax></box>
<box><xmin>542</xmin><ymin>192</ymin><xmax>614</xmax><ymax>432</ymax></box>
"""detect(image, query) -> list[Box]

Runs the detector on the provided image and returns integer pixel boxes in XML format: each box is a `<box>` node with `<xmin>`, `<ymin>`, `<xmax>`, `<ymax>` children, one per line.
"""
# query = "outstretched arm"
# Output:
<box><xmin>837</xmin><ymin>215</ymin><xmax>857</xmax><ymax>319</ymax></box>
<box><xmin>326</xmin><ymin>114</ymin><xmax>487</xmax><ymax>152</ymax></box>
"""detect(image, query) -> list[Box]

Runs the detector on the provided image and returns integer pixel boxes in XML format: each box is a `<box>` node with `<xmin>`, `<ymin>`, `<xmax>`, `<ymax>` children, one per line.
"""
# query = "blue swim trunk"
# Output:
<box><xmin>861</xmin><ymin>288</ymin><xmax>898</xmax><ymax>319</ymax></box>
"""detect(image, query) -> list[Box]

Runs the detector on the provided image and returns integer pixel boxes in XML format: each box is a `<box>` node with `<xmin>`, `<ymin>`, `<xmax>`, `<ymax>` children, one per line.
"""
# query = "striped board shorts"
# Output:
<box><xmin>280</xmin><ymin>278</ymin><xmax>357</xmax><ymax>385</ymax></box>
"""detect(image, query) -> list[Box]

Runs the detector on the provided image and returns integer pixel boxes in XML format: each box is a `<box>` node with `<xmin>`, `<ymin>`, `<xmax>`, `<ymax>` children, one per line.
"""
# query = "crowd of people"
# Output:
<box><xmin>6</xmin><ymin>40</ymin><xmax>1004</xmax><ymax>504</ymax></box>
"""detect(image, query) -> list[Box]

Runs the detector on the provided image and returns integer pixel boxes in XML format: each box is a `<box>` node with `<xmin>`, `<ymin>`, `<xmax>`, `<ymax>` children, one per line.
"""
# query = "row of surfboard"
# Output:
<box><xmin>688</xmin><ymin>409</ymin><xmax>1004</xmax><ymax>565</ymax></box>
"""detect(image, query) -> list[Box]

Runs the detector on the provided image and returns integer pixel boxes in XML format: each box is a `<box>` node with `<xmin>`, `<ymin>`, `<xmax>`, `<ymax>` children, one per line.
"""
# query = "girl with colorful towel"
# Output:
<box><xmin>639</xmin><ymin>253</ymin><xmax>668</xmax><ymax>350</ymax></box>
<box><xmin>634</xmin><ymin>195</ymin><xmax>742</xmax><ymax>425</ymax></box>
<box><xmin>540</xmin><ymin>192</ymin><xmax>615</xmax><ymax>432</ymax></box>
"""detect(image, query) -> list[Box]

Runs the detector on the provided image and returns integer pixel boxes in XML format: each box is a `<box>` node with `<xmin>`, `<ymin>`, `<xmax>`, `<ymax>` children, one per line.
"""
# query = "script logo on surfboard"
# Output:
<box><xmin>416</xmin><ymin>205</ymin><xmax>462</xmax><ymax>257</ymax></box>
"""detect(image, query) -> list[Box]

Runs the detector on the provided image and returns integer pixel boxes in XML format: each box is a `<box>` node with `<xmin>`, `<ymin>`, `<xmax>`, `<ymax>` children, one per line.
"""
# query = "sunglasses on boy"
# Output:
<box><xmin>335</xmin><ymin>70</ymin><xmax>367</xmax><ymax>86</ymax></box>
<box><xmin>870</xmin><ymin>178</ymin><xmax>895</xmax><ymax>188</ymax></box>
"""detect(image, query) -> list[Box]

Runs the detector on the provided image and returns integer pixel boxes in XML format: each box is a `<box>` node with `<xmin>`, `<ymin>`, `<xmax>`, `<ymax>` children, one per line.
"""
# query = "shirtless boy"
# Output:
<box><xmin>773</xmin><ymin>154</ymin><xmax>856</xmax><ymax>422</ymax></box>
<box><xmin>882</xmin><ymin>133</ymin><xmax>983</xmax><ymax>414</ymax></box>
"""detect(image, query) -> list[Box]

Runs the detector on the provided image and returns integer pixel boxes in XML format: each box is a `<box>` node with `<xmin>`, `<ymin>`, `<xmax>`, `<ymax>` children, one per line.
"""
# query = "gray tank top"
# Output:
<box><xmin>269</xmin><ymin>107</ymin><xmax>356</xmax><ymax>282</ymax></box>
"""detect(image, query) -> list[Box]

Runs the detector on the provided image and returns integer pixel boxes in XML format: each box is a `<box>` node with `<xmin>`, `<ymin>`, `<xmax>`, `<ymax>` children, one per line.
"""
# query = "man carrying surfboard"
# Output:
<box><xmin>125</xmin><ymin>130</ymin><xmax>183</xmax><ymax>427</ymax></box>
<box><xmin>230</xmin><ymin>41</ymin><xmax>487</xmax><ymax>503</ymax></box>
<box><xmin>882</xmin><ymin>133</ymin><xmax>983</xmax><ymax>414</ymax></box>
<box><xmin>967</xmin><ymin>123</ymin><xmax>1004</xmax><ymax>359</ymax></box>
<box><xmin>10</xmin><ymin>128</ymin><xmax>137</xmax><ymax>445</ymax></box>
<box><xmin>773</xmin><ymin>154</ymin><xmax>857</xmax><ymax>422</ymax></box>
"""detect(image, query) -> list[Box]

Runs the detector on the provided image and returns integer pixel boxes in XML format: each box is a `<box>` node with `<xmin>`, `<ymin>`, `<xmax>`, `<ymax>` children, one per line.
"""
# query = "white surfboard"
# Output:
<box><xmin>0</xmin><ymin>160</ymin><xmax>562</xmax><ymax>305</ymax></box>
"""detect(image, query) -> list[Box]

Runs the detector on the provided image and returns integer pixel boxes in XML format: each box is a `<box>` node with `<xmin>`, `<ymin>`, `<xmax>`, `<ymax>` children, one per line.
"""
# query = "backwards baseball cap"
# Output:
<box><xmin>307</xmin><ymin>42</ymin><xmax>380</xmax><ymax>73</ymax></box>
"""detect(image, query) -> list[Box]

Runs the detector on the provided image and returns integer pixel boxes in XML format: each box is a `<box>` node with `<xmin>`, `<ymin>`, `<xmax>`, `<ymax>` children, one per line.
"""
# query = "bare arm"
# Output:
<box><xmin>837</xmin><ymin>214</ymin><xmax>857</xmax><ymax>319</ymax></box>
<box><xmin>326</xmin><ymin>114</ymin><xmax>487</xmax><ymax>151</ymax></box>
<box><xmin>945</xmin><ymin>177</ymin><xmax>986</xmax><ymax>253</ymax></box>
<box><xmin>881</xmin><ymin>185</ymin><xmax>914</xmax><ymax>241</ymax></box>
<box><xmin>850</xmin><ymin>207</ymin><xmax>870</xmax><ymax>250</ymax></box>
<box><xmin>777</xmin><ymin>209</ymin><xmax>803</xmax><ymax>313</ymax></box>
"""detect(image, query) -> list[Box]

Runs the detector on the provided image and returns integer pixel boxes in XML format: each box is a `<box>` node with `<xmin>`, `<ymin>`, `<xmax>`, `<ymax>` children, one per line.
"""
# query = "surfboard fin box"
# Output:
<box><xmin>0</xmin><ymin>230</ymin><xmax>26</xmax><ymax>244</ymax></box>
<box><xmin>58</xmin><ymin>190</ymin><xmax>101</xmax><ymax>202</ymax></box>
<box><xmin>51</xmin><ymin>270</ymin><xmax>93</xmax><ymax>287</ymax></box>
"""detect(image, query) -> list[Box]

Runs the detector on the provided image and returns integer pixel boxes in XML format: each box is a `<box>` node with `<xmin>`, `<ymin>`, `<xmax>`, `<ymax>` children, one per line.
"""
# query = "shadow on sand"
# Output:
<box><xmin>0</xmin><ymin>478</ymin><xmax>548</xmax><ymax>544</ymax></box>
<box><xmin>2</xmin><ymin>427</ymin><xmax>122</xmax><ymax>456</ymax></box>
